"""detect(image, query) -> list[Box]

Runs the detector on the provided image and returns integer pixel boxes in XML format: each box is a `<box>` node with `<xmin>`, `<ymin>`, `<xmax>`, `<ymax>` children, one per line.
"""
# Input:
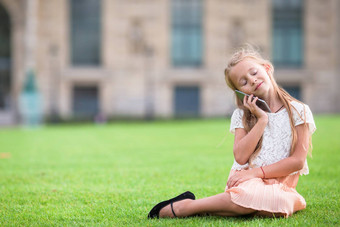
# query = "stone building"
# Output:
<box><xmin>0</xmin><ymin>0</ymin><xmax>339</xmax><ymax>125</ymax></box>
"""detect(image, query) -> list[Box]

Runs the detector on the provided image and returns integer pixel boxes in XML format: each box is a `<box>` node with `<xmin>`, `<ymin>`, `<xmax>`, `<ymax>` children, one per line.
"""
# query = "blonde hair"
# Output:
<box><xmin>224</xmin><ymin>45</ymin><xmax>311</xmax><ymax>166</ymax></box>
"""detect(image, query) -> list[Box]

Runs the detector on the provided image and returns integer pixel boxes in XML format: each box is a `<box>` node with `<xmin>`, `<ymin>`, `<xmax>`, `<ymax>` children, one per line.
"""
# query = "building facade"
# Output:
<box><xmin>0</xmin><ymin>0</ymin><xmax>339</xmax><ymax>125</ymax></box>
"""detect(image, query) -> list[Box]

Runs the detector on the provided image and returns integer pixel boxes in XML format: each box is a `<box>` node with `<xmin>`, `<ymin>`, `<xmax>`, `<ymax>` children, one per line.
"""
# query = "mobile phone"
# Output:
<box><xmin>235</xmin><ymin>90</ymin><xmax>272</xmax><ymax>113</ymax></box>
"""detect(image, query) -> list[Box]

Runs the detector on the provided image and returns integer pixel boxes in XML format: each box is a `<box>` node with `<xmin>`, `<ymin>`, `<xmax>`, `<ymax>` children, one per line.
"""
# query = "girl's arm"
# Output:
<box><xmin>233</xmin><ymin>95</ymin><xmax>268</xmax><ymax>165</ymax></box>
<box><xmin>227</xmin><ymin>124</ymin><xmax>309</xmax><ymax>188</ymax></box>
<box><xmin>233</xmin><ymin>118</ymin><xmax>267</xmax><ymax>165</ymax></box>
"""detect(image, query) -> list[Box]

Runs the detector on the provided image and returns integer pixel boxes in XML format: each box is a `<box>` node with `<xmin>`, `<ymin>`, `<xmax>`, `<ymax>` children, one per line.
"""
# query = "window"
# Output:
<box><xmin>174</xmin><ymin>86</ymin><xmax>200</xmax><ymax>117</ymax></box>
<box><xmin>70</xmin><ymin>0</ymin><xmax>101</xmax><ymax>66</ymax></box>
<box><xmin>273</xmin><ymin>0</ymin><xmax>303</xmax><ymax>67</ymax></box>
<box><xmin>283</xmin><ymin>85</ymin><xmax>301</xmax><ymax>101</ymax></box>
<box><xmin>73</xmin><ymin>86</ymin><xmax>99</xmax><ymax>118</ymax></box>
<box><xmin>171</xmin><ymin>0</ymin><xmax>203</xmax><ymax>67</ymax></box>
<box><xmin>0</xmin><ymin>4</ymin><xmax>11</xmax><ymax>110</ymax></box>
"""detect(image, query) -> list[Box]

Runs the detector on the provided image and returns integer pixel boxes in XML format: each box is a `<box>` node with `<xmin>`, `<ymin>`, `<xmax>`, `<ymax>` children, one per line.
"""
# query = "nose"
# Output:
<box><xmin>251</xmin><ymin>77</ymin><xmax>257</xmax><ymax>85</ymax></box>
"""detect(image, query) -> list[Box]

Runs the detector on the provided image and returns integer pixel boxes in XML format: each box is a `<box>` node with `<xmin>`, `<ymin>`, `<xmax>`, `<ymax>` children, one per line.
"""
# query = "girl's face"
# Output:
<box><xmin>229</xmin><ymin>58</ymin><xmax>273</xmax><ymax>99</ymax></box>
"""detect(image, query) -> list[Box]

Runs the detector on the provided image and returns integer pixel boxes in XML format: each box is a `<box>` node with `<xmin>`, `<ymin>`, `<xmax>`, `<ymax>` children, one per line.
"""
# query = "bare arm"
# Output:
<box><xmin>233</xmin><ymin>95</ymin><xmax>268</xmax><ymax>165</ymax></box>
<box><xmin>227</xmin><ymin>124</ymin><xmax>309</xmax><ymax>188</ymax></box>
<box><xmin>252</xmin><ymin>124</ymin><xmax>309</xmax><ymax>178</ymax></box>
<box><xmin>233</xmin><ymin>118</ymin><xmax>267</xmax><ymax>165</ymax></box>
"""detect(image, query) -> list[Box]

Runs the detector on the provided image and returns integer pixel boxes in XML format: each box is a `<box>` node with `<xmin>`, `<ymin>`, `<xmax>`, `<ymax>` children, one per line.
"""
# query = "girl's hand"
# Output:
<box><xmin>243</xmin><ymin>94</ymin><xmax>268</xmax><ymax>120</ymax></box>
<box><xmin>226</xmin><ymin>169</ymin><xmax>257</xmax><ymax>189</ymax></box>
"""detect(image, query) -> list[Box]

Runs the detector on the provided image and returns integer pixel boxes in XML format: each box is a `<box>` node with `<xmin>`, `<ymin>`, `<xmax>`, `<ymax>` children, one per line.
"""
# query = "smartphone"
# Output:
<box><xmin>235</xmin><ymin>90</ymin><xmax>272</xmax><ymax>113</ymax></box>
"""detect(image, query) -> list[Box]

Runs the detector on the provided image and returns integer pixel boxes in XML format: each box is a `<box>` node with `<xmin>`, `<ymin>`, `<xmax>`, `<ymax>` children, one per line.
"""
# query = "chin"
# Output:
<box><xmin>256</xmin><ymin>89</ymin><xmax>268</xmax><ymax>98</ymax></box>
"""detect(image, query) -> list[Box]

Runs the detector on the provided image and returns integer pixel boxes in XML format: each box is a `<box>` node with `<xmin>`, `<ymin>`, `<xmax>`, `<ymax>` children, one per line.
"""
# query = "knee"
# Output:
<box><xmin>224</xmin><ymin>192</ymin><xmax>255</xmax><ymax>215</ymax></box>
<box><xmin>232</xmin><ymin>204</ymin><xmax>255</xmax><ymax>215</ymax></box>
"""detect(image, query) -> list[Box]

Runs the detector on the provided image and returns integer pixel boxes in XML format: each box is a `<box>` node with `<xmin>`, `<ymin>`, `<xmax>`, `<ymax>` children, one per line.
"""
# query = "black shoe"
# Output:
<box><xmin>147</xmin><ymin>191</ymin><xmax>195</xmax><ymax>219</ymax></box>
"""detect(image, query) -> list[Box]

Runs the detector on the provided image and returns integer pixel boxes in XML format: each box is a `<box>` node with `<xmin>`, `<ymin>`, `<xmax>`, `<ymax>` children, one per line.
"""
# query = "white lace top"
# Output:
<box><xmin>230</xmin><ymin>101</ymin><xmax>316</xmax><ymax>175</ymax></box>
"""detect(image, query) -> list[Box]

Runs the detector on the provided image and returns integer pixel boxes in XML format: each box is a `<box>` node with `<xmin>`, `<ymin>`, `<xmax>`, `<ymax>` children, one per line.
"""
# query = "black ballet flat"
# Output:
<box><xmin>147</xmin><ymin>191</ymin><xmax>195</xmax><ymax>219</ymax></box>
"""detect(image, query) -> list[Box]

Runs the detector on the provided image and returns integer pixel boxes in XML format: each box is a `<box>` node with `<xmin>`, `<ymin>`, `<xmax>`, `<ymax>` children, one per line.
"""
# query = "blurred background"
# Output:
<box><xmin>0</xmin><ymin>0</ymin><xmax>339</xmax><ymax>127</ymax></box>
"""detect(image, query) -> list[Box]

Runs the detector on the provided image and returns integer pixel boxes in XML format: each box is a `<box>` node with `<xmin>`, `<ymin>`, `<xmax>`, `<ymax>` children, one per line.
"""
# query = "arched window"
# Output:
<box><xmin>0</xmin><ymin>4</ymin><xmax>11</xmax><ymax>110</ymax></box>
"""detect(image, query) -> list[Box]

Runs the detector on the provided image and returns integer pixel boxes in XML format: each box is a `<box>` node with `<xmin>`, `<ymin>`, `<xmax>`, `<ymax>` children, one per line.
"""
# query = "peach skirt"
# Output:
<box><xmin>225</xmin><ymin>170</ymin><xmax>306</xmax><ymax>217</ymax></box>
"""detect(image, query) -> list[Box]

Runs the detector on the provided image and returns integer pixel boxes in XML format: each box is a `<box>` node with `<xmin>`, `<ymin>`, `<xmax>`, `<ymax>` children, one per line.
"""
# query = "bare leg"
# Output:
<box><xmin>159</xmin><ymin>192</ymin><xmax>256</xmax><ymax>218</ymax></box>
<box><xmin>254</xmin><ymin>210</ymin><xmax>286</xmax><ymax>218</ymax></box>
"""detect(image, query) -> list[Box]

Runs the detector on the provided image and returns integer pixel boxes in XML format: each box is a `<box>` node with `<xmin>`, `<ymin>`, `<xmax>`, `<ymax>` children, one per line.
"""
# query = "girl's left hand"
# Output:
<box><xmin>226</xmin><ymin>169</ymin><xmax>257</xmax><ymax>189</ymax></box>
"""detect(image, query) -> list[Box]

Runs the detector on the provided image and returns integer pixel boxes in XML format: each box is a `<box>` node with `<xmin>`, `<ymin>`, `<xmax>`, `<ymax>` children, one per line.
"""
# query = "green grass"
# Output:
<box><xmin>0</xmin><ymin>115</ymin><xmax>339</xmax><ymax>226</ymax></box>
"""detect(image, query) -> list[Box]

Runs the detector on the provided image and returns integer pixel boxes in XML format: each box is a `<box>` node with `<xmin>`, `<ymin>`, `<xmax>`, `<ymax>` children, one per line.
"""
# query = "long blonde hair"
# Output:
<box><xmin>224</xmin><ymin>45</ymin><xmax>311</xmax><ymax>166</ymax></box>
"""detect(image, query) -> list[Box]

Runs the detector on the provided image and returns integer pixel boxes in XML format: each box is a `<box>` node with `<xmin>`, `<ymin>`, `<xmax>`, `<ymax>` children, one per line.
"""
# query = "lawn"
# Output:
<box><xmin>0</xmin><ymin>115</ymin><xmax>339</xmax><ymax>226</ymax></box>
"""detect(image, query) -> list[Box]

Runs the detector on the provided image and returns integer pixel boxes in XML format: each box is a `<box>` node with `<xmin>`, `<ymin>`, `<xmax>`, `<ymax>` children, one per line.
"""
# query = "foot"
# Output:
<box><xmin>159</xmin><ymin>199</ymin><xmax>191</xmax><ymax>218</ymax></box>
<box><xmin>148</xmin><ymin>191</ymin><xmax>195</xmax><ymax>219</ymax></box>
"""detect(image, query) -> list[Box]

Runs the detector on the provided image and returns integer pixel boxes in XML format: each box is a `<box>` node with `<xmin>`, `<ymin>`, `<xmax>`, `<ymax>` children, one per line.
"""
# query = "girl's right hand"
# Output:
<box><xmin>243</xmin><ymin>94</ymin><xmax>268</xmax><ymax>121</ymax></box>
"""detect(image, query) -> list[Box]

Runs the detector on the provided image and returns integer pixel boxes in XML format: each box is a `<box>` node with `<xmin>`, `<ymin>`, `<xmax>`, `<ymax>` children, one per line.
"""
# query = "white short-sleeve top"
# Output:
<box><xmin>229</xmin><ymin>101</ymin><xmax>316</xmax><ymax>175</ymax></box>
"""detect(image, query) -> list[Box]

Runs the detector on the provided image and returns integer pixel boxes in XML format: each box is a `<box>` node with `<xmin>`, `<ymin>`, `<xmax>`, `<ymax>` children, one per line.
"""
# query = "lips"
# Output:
<box><xmin>255</xmin><ymin>82</ymin><xmax>263</xmax><ymax>91</ymax></box>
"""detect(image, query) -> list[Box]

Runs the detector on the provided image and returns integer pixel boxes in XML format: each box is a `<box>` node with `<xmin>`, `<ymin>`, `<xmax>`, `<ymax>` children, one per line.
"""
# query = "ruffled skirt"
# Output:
<box><xmin>225</xmin><ymin>170</ymin><xmax>306</xmax><ymax>217</ymax></box>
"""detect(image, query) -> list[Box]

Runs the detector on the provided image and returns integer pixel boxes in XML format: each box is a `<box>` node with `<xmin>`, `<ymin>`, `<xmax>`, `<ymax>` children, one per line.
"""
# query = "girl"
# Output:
<box><xmin>148</xmin><ymin>46</ymin><xmax>316</xmax><ymax>219</ymax></box>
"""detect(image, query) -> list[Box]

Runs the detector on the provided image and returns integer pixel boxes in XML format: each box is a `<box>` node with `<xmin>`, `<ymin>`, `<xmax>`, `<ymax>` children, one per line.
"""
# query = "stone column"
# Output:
<box><xmin>24</xmin><ymin>0</ymin><xmax>37</xmax><ymax>71</ymax></box>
